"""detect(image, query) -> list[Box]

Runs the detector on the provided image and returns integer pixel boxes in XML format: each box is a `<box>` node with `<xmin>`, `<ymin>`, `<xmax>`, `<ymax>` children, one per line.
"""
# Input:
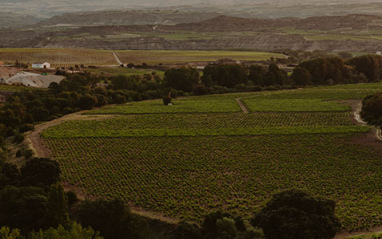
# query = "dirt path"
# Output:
<box><xmin>112</xmin><ymin>52</ymin><xmax>123</xmax><ymax>65</ymax></box>
<box><xmin>335</xmin><ymin>227</ymin><xmax>382</xmax><ymax>239</ymax></box>
<box><xmin>353</xmin><ymin>101</ymin><xmax>381</xmax><ymax>141</ymax></box>
<box><xmin>236</xmin><ymin>98</ymin><xmax>248</xmax><ymax>113</ymax></box>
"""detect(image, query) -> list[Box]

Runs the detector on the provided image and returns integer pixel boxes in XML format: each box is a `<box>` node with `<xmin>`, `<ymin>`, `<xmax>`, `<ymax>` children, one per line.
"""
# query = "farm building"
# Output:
<box><xmin>32</xmin><ymin>62</ymin><xmax>51</xmax><ymax>69</ymax></box>
<box><xmin>5</xmin><ymin>72</ymin><xmax>64</xmax><ymax>88</ymax></box>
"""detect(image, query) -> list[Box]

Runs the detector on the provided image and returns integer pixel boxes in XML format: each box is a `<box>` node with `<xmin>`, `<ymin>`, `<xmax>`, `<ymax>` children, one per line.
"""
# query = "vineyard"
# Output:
<box><xmin>42</xmin><ymin>83</ymin><xmax>382</xmax><ymax>232</ymax></box>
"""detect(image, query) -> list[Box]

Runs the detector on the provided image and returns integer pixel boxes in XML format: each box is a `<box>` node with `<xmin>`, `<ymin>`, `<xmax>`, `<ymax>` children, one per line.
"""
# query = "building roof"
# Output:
<box><xmin>32</xmin><ymin>62</ymin><xmax>49</xmax><ymax>64</ymax></box>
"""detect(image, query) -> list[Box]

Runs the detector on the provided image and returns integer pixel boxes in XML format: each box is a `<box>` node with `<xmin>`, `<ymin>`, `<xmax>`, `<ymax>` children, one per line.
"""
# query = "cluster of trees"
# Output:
<box><xmin>361</xmin><ymin>92</ymin><xmax>382</xmax><ymax>128</ymax></box>
<box><xmin>0</xmin><ymin>157</ymin><xmax>68</xmax><ymax>234</ymax></box>
<box><xmin>164</xmin><ymin>63</ymin><xmax>290</xmax><ymax>96</ymax></box>
<box><xmin>164</xmin><ymin>54</ymin><xmax>382</xmax><ymax>95</ymax></box>
<box><xmin>290</xmin><ymin>55</ymin><xmax>382</xmax><ymax>86</ymax></box>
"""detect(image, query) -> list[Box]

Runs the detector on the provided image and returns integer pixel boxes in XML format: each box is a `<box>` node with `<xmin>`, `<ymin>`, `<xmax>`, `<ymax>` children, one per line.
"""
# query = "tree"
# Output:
<box><xmin>0</xmin><ymin>162</ymin><xmax>20</xmax><ymax>187</ymax></box>
<box><xmin>201</xmin><ymin>211</ymin><xmax>246</xmax><ymax>239</ymax></box>
<box><xmin>74</xmin><ymin>199</ymin><xmax>132</xmax><ymax>239</ymax></box>
<box><xmin>248</xmin><ymin>65</ymin><xmax>266</xmax><ymax>86</ymax></box>
<box><xmin>251</xmin><ymin>189</ymin><xmax>341</xmax><ymax>239</ymax></box>
<box><xmin>77</xmin><ymin>94</ymin><xmax>97</xmax><ymax>110</ymax></box>
<box><xmin>29</xmin><ymin>222</ymin><xmax>103</xmax><ymax>239</ymax></box>
<box><xmin>291</xmin><ymin>67</ymin><xmax>312</xmax><ymax>86</ymax></box>
<box><xmin>361</xmin><ymin>92</ymin><xmax>382</xmax><ymax>127</ymax></box>
<box><xmin>267</xmin><ymin>63</ymin><xmax>286</xmax><ymax>86</ymax></box>
<box><xmin>164</xmin><ymin>67</ymin><xmax>199</xmax><ymax>92</ymax></box>
<box><xmin>174</xmin><ymin>221</ymin><xmax>201</xmax><ymax>239</ymax></box>
<box><xmin>202</xmin><ymin>64</ymin><xmax>248</xmax><ymax>88</ymax></box>
<box><xmin>347</xmin><ymin>54</ymin><xmax>382</xmax><ymax>82</ymax></box>
<box><xmin>0</xmin><ymin>227</ymin><xmax>22</xmax><ymax>239</ymax></box>
<box><xmin>20</xmin><ymin>158</ymin><xmax>61</xmax><ymax>188</ymax></box>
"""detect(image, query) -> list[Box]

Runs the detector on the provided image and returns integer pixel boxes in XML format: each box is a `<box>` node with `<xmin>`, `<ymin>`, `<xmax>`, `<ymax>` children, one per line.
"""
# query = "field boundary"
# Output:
<box><xmin>235</xmin><ymin>98</ymin><xmax>248</xmax><ymax>113</ymax></box>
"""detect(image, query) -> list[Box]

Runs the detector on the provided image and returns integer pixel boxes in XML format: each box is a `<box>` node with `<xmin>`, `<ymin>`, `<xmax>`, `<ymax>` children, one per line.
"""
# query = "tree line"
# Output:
<box><xmin>163</xmin><ymin>54</ymin><xmax>382</xmax><ymax>96</ymax></box>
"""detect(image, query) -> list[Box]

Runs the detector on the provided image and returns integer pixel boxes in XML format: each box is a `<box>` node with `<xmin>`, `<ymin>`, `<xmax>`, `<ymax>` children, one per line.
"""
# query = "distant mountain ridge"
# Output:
<box><xmin>173</xmin><ymin>14</ymin><xmax>382</xmax><ymax>31</ymax></box>
<box><xmin>36</xmin><ymin>10</ymin><xmax>220</xmax><ymax>27</ymax></box>
<box><xmin>2</xmin><ymin>13</ymin><xmax>382</xmax><ymax>53</ymax></box>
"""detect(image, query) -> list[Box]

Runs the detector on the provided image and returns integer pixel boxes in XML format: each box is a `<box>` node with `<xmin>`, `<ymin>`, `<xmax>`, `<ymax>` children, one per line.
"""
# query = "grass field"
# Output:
<box><xmin>84</xmin><ymin>67</ymin><xmax>165</xmax><ymax>78</ymax></box>
<box><xmin>42</xmin><ymin>83</ymin><xmax>382</xmax><ymax>231</ymax></box>
<box><xmin>0</xmin><ymin>48</ymin><xmax>117</xmax><ymax>68</ymax></box>
<box><xmin>0</xmin><ymin>48</ymin><xmax>285</xmax><ymax>67</ymax></box>
<box><xmin>114</xmin><ymin>50</ymin><xmax>286</xmax><ymax>65</ymax></box>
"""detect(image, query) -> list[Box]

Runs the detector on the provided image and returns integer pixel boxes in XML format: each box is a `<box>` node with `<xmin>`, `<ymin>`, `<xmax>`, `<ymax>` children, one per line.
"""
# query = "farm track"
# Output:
<box><xmin>112</xmin><ymin>52</ymin><xmax>123</xmax><ymax>65</ymax></box>
<box><xmin>236</xmin><ymin>98</ymin><xmax>248</xmax><ymax>113</ymax></box>
<box><xmin>354</xmin><ymin>102</ymin><xmax>382</xmax><ymax>141</ymax></box>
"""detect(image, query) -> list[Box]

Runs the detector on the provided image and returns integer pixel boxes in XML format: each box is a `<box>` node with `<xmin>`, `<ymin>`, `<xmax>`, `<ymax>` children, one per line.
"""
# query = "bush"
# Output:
<box><xmin>16</xmin><ymin>149</ymin><xmax>22</xmax><ymax>158</ymax></box>
<box><xmin>67</xmin><ymin>190</ymin><xmax>78</xmax><ymax>206</ymax></box>
<box><xmin>13</xmin><ymin>133</ymin><xmax>24</xmax><ymax>143</ymax></box>
<box><xmin>24</xmin><ymin>149</ymin><xmax>33</xmax><ymax>159</ymax></box>
<box><xmin>19</xmin><ymin>124</ymin><xmax>34</xmax><ymax>133</ymax></box>
<box><xmin>252</xmin><ymin>189</ymin><xmax>341</xmax><ymax>239</ymax></box>
<box><xmin>163</xmin><ymin>96</ymin><xmax>172</xmax><ymax>105</ymax></box>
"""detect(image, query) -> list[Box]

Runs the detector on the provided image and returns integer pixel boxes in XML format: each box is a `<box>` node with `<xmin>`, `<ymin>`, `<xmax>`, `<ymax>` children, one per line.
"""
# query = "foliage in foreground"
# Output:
<box><xmin>29</xmin><ymin>222</ymin><xmax>103</xmax><ymax>239</ymax></box>
<box><xmin>0</xmin><ymin>223</ymin><xmax>103</xmax><ymax>239</ymax></box>
<box><xmin>361</xmin><ymin>92</ymin><xmax>382</xmax><ymax>128</ymax></box>
<box><xmin>252</xmin><ymin>189</ymin><xmax>341</xmax><ymax>239</ymax></box>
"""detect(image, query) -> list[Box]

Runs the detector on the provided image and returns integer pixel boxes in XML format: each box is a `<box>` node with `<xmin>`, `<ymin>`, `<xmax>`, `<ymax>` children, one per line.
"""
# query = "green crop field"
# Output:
<box><xmin>0</xmin><ymin>48</ymin><xmax>285</xmax><ymax>68</ymax></box>
<box><xmin>114</xmin><ymin>50</ymin><xmax>286</xmax><ymax>65</ymax></box>
<box><xmin>42</xmin><ymin>83</ymin><xmax>382</xmax><ymax>232</ymax></box>
<box><xmin>42</xmin><ymin>112</ymin><xmax>367</xmax><ymax>138</ymax></box>
<box><xmin>87</xmin><ymin>98</ymin><xmax>242</xmax><ymax>114</ymax></box>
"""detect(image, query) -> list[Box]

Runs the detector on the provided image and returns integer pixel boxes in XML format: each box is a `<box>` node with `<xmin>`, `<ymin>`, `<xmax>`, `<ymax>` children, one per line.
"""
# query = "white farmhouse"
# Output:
<box><xmin>32</xmin><ymin>62</ymin><xmax>51</xmax><ymax>69</ymax></box>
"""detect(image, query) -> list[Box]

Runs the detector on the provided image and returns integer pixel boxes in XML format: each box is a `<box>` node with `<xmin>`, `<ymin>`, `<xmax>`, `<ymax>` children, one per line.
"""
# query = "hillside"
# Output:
<box><xmin>36</xmin><ymin>10</ymin><xmax>220</xmax><ymax>27</ymax></box>
<box><xmin>3</xmin><ymin>14</ymin><xmax>382</xmax><ymax>52</ymax></box>
<box><xmin>0</xmin><ymin>11</ymin><xmax>41</xmax><ymax>29</ymax></box>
